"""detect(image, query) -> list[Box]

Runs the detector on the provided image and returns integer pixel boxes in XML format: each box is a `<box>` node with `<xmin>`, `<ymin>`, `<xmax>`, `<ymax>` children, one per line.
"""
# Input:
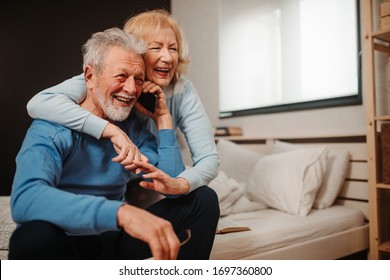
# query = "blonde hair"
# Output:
<box><xmin>123</xmin><ymin>9</ymin><xmax>190</xmax><ymax>82</ymax></box>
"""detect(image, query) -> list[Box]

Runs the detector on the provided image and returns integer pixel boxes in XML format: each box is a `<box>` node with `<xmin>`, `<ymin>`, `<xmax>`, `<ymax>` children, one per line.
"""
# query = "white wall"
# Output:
<box><xmin>171</xmin><ymin>0</ymin><xmax>387</xmax><ymax>139</ymax></box>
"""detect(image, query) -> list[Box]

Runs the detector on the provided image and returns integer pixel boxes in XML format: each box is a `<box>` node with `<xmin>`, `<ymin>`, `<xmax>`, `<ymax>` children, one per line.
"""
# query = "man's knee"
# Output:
<box><xmin>192</xmin><ymin>186</ymin><xmax>220</xmax><ymax>215</ymax></box>
<box><xmin>8</xmin><ymin>220</ymin><xmax>69</xmax><ymax>259</ymax></box>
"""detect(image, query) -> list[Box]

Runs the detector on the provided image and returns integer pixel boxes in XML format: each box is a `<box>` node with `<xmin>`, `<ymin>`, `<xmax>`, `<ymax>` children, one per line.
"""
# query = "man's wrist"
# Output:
<box><xmin>116</xmin><ymin>203</ymin><xmax>127</xmax><ymax>229</ymax></box>
<box><xmin>176</xmin><ymin>177</ymin><xmax>190</xmax><ymax>194</ymax></box>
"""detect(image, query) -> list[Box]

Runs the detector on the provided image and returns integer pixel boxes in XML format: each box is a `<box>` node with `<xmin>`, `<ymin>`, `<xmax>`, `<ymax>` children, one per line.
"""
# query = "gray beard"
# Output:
<box><xmin>96</xmin><ymin>90</ymin><xmax>133</xmax><ymax>122</ymax></box>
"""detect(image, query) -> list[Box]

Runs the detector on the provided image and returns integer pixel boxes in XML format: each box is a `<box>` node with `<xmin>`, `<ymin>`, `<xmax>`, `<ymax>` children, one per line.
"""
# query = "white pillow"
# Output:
<box><xmin>209</xmin><ymin>171</ymin><xmax>267</xmax><ymax>216</ymax></box>
<box><xmin>216</xmin><ymin>138</ymin><xmax>264</xmax><ymax>183</ymax></box>
<box><xmin>272</xmin><ymin>140</ymin><xmax>350</xmax><ymax>209</ymax></box>
<box><xmin>313</xmin><ymin>149</ymin><xmax>349</xmax><ymax>208</ymax></box>
<box><xmin>209</xmin><ymin>171</ymin><xmax>245</xmax><ymax>216</ymax></box>
<box><xmin>246</xmin><ymin>146</ymin><xmax>328</xmax><ymax>216</ymax></box>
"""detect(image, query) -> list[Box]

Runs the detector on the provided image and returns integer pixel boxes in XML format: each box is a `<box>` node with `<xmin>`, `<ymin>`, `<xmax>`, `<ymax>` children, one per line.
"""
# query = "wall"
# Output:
<box><xmin>0</xmin><ymin>1</ymin><xmax>170</xmax><ymax>196</ymax></box>
<box><xmin>171</xmin><ymin>0</ymin><xmax>388</xmax><ymax>143</ymax></box>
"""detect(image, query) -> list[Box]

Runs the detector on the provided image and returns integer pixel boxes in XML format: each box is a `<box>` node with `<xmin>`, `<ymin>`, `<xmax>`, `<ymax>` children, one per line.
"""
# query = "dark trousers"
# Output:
<box><xmin>8</xmin><ymin>186</ymin><xmax>220</xmax><ymax>260</ymax></box>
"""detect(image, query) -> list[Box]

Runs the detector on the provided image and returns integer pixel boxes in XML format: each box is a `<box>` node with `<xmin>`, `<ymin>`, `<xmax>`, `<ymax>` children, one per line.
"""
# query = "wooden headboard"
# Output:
<box><xmin>215</xmin><ymin>134</ymin><xmax>369</xmax><ymax>220</ymax></box>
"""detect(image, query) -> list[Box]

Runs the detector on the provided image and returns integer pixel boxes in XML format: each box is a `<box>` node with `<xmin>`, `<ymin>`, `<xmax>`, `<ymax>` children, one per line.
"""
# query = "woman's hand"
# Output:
<box><xmin>135</xmin><ymin>81</ymin><xmax>173</xmax><ymax>130</ymax></box>
<box><xmin>133</xmin><ymin>160</ymin><xmax>190</xmax><ymax>195</ymax></box>
<box><xmin>101</xmin><ymin>123</ymin><xmax>149</xmax><ymax>171</ymax></box>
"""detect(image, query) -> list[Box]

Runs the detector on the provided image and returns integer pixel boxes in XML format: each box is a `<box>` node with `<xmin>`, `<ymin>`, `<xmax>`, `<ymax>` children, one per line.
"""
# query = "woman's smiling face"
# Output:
<box><xmin>143</xmin><ymin>27</ymin><xmax>179</xmax><ymax>88</ymax></box>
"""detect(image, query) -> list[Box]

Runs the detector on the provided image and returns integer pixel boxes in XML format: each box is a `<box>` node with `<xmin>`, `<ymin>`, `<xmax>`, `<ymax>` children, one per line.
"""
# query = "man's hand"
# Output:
<box><xmin>101</xmin><ymin>123</ymin><xmax>149</xmax><ymax>171</ymax></box>
<box><xmin>133</xmin><ymin>160</ymin><xmax>190</xmax><ymax>195</ymax></box>
<box><xmin>117</xmin><ymin>204</ymin><xmax>180</xmax><ymax>260</ymax></box>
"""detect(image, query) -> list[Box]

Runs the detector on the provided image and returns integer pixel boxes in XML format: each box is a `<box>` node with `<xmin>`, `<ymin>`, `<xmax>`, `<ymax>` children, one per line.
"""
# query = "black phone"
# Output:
<box><xmin>138</xmin><ymin>93</ymin><xmax>157</xmax><ymax>113</ymax></box>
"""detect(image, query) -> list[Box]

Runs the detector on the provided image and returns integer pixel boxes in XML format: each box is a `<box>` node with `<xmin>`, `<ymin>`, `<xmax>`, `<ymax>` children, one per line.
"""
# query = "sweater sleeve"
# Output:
<box><xmin>175</xmin><ymin>81</ymin><xmax>219</xmax><ymax>191</ymax></box>
<box><xmin>156</xmin><ymin>129</ymin><xmax>185</xmax><ymax>177</ymax></box>
<box><xmin>26</xmin><ymin>74</ymin><xmax>108</xmax><ymax>139</ymax></box>
<box><xmin>11</xmin><ymin>121</ymin><xmax>122</xmax><ymax>235</ymax></box>
<box><xmin>126</xmin><ymin>118</ymin><xmax>185</xmax><ymax>178</ymax></box>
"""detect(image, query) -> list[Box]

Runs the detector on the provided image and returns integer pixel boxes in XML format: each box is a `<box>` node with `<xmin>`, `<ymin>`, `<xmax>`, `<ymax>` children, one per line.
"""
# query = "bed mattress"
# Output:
<box><xmin>210</xmin><ymin>205</ymin><xmax>366</xmax><ymax>260</ymax></box>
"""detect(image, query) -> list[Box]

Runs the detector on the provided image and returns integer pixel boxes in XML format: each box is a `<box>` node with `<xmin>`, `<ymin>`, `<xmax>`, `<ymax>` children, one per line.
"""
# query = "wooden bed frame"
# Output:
<box><xmin>213</xmin><ymin>134</ymin><xmax>369</xmax><ymax>260</ymax></box>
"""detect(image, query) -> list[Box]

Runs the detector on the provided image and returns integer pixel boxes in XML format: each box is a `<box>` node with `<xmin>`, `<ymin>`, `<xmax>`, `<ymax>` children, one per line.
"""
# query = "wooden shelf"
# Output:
<box><xmin>373</xmin><ymin>29</ymin><xmax>390</xmax><ymax>42</ymax></box>
<box><xmin>363</xmin><ymin>0</ymin><xmax>390</xmax><ymax>260</ymax></box>
<box><xmin>375</xmin><ymin>115</ymin><xmax>390</xmax><ymax>121</ymax></box>
<box><xmin>379</xmin><ymin>241</ymin><xmax>390</xmax><ymax>253</ymax></box>
<box><xmin>374</xmin><ymin>42</ymin><xmax>390</xmax><ymax>54</ymax></box>
<box><xmin>373</xmin><ymin>30</ymin><xmax>390</xmax><ymax>54</ymax></box>
<box><xmin>377</xmin><ymin>183</ymin><xmax>390</xmax><ymax>190</ymax></box>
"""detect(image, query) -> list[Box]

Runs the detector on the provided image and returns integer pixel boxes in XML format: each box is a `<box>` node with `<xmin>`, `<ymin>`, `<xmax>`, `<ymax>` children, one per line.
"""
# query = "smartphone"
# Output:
<box><xmin>138</xmin><ymin>93</ymin><xmax>157</xmax><ymax>113</ymax></box>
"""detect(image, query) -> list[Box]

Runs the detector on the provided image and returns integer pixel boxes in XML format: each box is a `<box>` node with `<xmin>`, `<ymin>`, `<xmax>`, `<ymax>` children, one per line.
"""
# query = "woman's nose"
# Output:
<box><xmin>160</xmin><ymin>48</ymin><xmax>173</xmax><ymax>62</ymax></box>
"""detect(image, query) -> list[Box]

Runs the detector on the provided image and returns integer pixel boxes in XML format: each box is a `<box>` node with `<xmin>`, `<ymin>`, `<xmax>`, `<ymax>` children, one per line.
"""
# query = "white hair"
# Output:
<box><xmin>82</xmin><ymin>27</ymin><xmax>147</xmax><ymax>74</ymax></box>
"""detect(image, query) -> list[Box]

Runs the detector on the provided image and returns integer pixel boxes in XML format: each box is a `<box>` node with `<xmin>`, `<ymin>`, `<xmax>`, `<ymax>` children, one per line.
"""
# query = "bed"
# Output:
<box><xmin>209</xmin><ymin>134</ymin><xmax>369</xmax><ymax>260</ymax></box>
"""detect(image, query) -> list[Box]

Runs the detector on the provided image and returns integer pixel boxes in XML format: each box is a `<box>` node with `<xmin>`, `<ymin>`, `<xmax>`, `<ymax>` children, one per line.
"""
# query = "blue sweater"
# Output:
<box><xmin>11</xmin><ymin>118</ymin><xmax>184</xmax><ymax>235</ymax></box>
<box><xmin>26</xmin><ymin>75</ymin><xmax>219</xmax><ymax>191</ymax></box>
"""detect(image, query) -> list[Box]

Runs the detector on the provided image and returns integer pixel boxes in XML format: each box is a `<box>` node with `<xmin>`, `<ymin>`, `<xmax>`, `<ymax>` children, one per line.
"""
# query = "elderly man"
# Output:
<box><xmin>9</xmin><ymin>28</ymin><xmax>219</xmax><ymax>260</ymax></box>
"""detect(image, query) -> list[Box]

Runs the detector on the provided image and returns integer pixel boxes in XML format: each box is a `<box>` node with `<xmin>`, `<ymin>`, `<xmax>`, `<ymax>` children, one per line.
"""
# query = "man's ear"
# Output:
<box><xmin>84</xmin><ymin>66</ymin><xmax>95</xmax><ymax>89</ymax></box>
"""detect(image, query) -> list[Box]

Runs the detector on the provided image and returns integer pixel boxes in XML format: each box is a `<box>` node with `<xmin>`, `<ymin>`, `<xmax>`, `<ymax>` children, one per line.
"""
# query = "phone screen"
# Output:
<box><xmin>138</xmin><ymin>93</ymin><xmax>157</xmax><ymax>113</ymax></box>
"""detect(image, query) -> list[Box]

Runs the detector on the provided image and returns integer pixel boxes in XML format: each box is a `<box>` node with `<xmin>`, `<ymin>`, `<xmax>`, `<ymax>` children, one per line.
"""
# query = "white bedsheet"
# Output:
<box><xmin>210</xmin><ymin>205</ymin><xmax>366</xmax><ymax>260</ymax></box>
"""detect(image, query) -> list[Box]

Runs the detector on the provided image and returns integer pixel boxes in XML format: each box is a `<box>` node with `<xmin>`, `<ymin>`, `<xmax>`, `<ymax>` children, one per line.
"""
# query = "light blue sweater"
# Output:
<box><xmin>11</xmin><ymin>118</ymin><xmax>184</xmax><ymax>235</ymax></box>
<box><xmin>27</xmin><ymin>74</ymin><xmax>219</xmax><ymax>191</ymax></box>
